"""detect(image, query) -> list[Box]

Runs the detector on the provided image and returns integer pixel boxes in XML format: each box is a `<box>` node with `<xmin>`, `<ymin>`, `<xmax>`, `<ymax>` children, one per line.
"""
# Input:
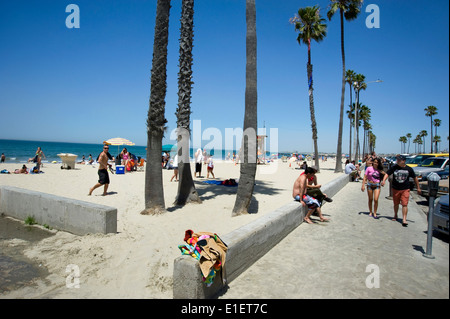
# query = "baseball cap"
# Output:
<box><xmin>396</xmin><ymin>155</ymin><xmax>406</xmax><ymax>161</ymax></box>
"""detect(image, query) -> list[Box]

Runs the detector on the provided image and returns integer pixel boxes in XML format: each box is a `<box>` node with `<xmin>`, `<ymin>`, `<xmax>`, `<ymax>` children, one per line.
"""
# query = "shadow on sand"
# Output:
<box><xmin>166</xmin><ymin>179</ymin><xmax>284</xmax><ymax>214</ymax></box>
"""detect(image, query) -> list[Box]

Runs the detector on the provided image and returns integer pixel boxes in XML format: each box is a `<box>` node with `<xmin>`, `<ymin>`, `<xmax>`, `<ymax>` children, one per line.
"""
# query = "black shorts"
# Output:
<box><xmin>98</xmin><ymin>169</ymin><xmax>110</xmax><ymax>185</ymax></box>
<box><xmin>195</xmin><ymin>163</ymin><xmax>202</xmax><ymax>173</ymax></box>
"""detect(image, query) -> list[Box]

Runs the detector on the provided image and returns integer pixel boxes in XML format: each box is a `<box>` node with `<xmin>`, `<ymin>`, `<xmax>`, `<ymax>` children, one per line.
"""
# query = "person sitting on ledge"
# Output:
<box><xmin>292</xmin><ymin>167</ymin><xmax>329</xmax><ymax>224</ymax></box>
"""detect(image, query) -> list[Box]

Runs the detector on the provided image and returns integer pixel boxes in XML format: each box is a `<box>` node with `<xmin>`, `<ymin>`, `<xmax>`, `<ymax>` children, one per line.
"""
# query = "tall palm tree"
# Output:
<box><xmin>399</xmin><ymin>136</ymin><xmax>407</xmax><ymax>153</ymax></box>
<box><xmin>345</xmin><ymin>69</ymin><xmax>356</xmax><ymax>158</ymax></box>
<box><xmin>368</xmin><ymin>131</ymin><xmax>376</xmax><ymax>154</ymax></box>
<box><xmin>142</xmin><ymin>0</ymin><xmax>172</xmax><ymax>216</ymax></box>
<box><xmin>433</xmin><ymin>135</ymin><xmax>441</xmax><ymax>153</ymax></box>
<box><xmin>424</xmin><ymin>105</ymin><xmax>438</xmax><ymax>153</ymax></box>
<box><xmin>174</xmin><ymin>0</ymin><xmax>201</xmax><ymax>206</ymax></box>
<box><xmin>359</xmin><ymin>104</ymin><xmax>371</xmax><ymax>157</ymax></box>
<box><xmin>433</xmin><ymin>118</ymin><xmax>441</xmax><ymax>153</ymax></box>
<box><xmin>346</xmin><ymin>102</ymin><xmax>356</xmax><ymax>159</ymax></box>
<box><xmin>327</xmin><ymin>0</ymin><xmax>363</xmax><ymax>173</ymax></box>
<box><xmin>294</xmin><ymin>6</ymin><xmax>327</xmax><ymax>172</ymax></box>
<box><xmin>352</xmin><ymin>73</ymin><xmax>366</xmax><ymax>162</ymax></box>
<box><xmin>413</xmin><ymin>135</ymin><xmax>422</xmax><ymax>153</ymax></box>
<box><xmin>406</xmin><ymin>133</ymin><xmax>412</xmax><ymax>154</ymax></box>
<box><xmin>233</xmin><ymin>0</ymin><xmax>258</xmax><ymax>216</ymax></box>
<box><xmin>420</xmin><ymin>130</ymin><xmax>428</xmax><ymax>153</ymax></box>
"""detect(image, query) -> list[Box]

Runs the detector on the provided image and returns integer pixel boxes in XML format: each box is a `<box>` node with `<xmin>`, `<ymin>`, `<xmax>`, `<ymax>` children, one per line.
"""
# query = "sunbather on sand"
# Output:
<box><xmin>14</xmin><ymin>165</ymin><xmax>29</xmax><ymax>174</ymax></box>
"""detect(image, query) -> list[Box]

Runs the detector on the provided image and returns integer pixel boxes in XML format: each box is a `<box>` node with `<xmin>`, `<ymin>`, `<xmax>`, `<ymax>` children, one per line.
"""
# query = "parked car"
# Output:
<box><xmin>433</xmin><ymin>194</ymin><xmax>449</xmax><ymax>236</ymax></box>
<box><xmin>413</xmin><ymin>157</ymin><xmax>449</xmax><ymax>181</ymax></box>
<box><xmin>419</xmin><ymin>179</ymin><xmax>449</xmax><ymax>198</ymax></box>
<box><xmin>407</xmin><ymin>153</ymin><xmax>449</xmax><ymax>167</ymax></box>
<box><xmin>405</xmin><ymin>155</ymin><xmax>418</xmax><ymax>165</ymax></box>
<box><xmin>421</xmin><ymin>165</ymin><xmax>449</xmax><ymax>181</ymax></box>
<box><xmin>383</xmin><ymin>156</ymin><xmax>398</xmax><ymax>170</ymax></box>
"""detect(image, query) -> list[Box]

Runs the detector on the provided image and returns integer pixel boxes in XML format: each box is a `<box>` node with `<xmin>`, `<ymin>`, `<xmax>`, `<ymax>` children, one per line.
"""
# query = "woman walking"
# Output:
<box><xmin>361</xmin><ymin>157</ymin><xmax>385</xmax><ymax>218</ymax></box>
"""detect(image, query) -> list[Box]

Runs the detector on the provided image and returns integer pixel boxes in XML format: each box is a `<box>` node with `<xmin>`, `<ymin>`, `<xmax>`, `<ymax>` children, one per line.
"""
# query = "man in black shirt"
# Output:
<box><xmin>381</xmin><ymin>155</ymin><xmax>421</xmax><ymax>227</ymax></box>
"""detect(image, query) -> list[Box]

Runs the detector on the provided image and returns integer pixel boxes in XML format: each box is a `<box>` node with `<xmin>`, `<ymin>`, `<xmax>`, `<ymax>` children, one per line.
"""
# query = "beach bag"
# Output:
<box><xmin>32</xmin><ymin>166</ymin><xmax>39</xmax><ymax>173</ymax></box>
<box><xmin>222</xmin><ymin>178</ymin><xmax>237</xmax><ymax>186</ymax></box>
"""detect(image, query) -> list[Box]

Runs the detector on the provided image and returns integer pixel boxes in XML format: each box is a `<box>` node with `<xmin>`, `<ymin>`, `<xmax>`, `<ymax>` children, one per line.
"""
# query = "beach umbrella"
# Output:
<box><xmin>103</xmin><ymin>137</ymin><xmax>135</xmax><ymax>155</ymax></box>
<box><xmin>162</xmin><ymin>144</ymin><xmax>174</xmax><ymax>152</ymax></box>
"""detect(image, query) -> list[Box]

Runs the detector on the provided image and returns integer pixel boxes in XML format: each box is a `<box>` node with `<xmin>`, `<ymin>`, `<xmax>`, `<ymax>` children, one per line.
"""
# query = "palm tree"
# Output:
<box><xmin>359</xmin><ymin>104</ymin><xmax>371</xmax><ymax>157</ymax></box>
<box><xmin>142</xmin><ymin>0</ymin><xmax>172</xmax><ymax>216</ymax></box>
<box><xmin>420</xmin><ymin>130</ymin><xmax>428</xmax><ymax>153</ymax></box>
<box><xmin>368</xmin><ymin>131</ymin><xmax>376</xmax><ymax>154</ymax></box>
<box><xmin>345</xmin><ymin>69</ymin><xmax>356</xmax><ymax>159</ymax></box>
<box><xmin>327</xmin><ymin>0</ymin><xmax>363</xmax><ymax>173</ymax></box>
<box><xmin>434</xmin><ymin>119</ymin><xmax>441</xmax><ymax>153</ymax></box>
<box><xmin>406</xmin><ymin>133</ymin><xmax>412</xmax><ymax>154</ymax></box>
<box><xmin>346</xmin><ymin>102</ymin><xmax>355</xmax><ymax>159</ymax></box>
<box><xmin>352</xmin><ymin>73</ymin><xmax>366</xmax><ymax>162</ymax></box>
<box><xmin>233</xmin><ymin>0</ymin><xmax>258</xmax><ymax>216</ymax></box>
<box><xmin>399</xmin><ymin>136</ymin><xmax>407</xmax><ymax>153</ymax></box>
<box><xmin>424</xmin><ymin>105</ymin><xmax>438</xmax><ymax>153</ymax></box>
<box><xmin>413</xmin><ymin>135</ymin><xmax>422</xmax><ymax>153</ymax></box>
<box><xmin>433</xmin><ymin>135</ymin><xmax>441</xmax><ymax>152</ymax></box>
<box><xmin>174</xmin><ymin>0</ymin><xmax>201</xmax><ymax>206</ymax></box>
<box><xmin>294</xmin><ymin>6</ymin><xmax>327</xmax><ymax>172</ymax></box>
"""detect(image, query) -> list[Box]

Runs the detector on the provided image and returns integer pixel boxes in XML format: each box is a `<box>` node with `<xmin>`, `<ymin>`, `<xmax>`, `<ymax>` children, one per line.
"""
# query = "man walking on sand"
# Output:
<box><xmin>381</xmin><ymin>154</ymin><xmax>421</xmax><ymax>227</ymax></box>
<box><xmin>293</xmin><ymin>167</ymin><xmax>329</xmax><ymax>224</ymax></box>
<box><xmin>89</xmin><ymin>145</ymin><xmax>112</xmax><ymax>196</ymax></box>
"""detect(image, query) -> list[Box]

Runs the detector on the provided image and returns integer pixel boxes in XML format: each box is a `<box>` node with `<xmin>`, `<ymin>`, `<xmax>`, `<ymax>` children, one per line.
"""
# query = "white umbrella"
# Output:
<box><xmin>103</xmin><ymin>137</ymin><xmax>135</xmax><ymax>155</ymax></box>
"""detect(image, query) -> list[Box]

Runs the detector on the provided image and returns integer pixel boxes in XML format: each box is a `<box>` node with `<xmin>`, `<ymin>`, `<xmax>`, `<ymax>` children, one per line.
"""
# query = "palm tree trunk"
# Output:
<box><xmin>142</xmin><ymin>0</ymin><xmax>171</xmax><ymax>215</ymax></box>
<box><xmin>307</xmin><ymin>61</ymin><xmax>320</xmax><ymax>172</ymax></box>
<box><xmin>353</xmin><ymin>89</ymin><xmax>359</xmax><ymax>162</ymax></box>
<box><xmin>175</xmin><ymin>0</ymin><xmax>201</xmax><ymax>206</ymax></box>
<box><xmin>348</xmin><ymin>85</ymin><xmax>353</xmax><ymax>160</ymax></box>
<box><xmin>233</xmin><ymin>0</ymin><xmax>257</xmax><ymax>217</ymax></box>
<box><xmin>430</xmin><ymin>117</ymin><xmax>433</xmax><ymax>153</ymax></box>
<box><xmin>334</xmin><ymin>9</ymin><xmax>346</xmax><ymax>173</ymax></box>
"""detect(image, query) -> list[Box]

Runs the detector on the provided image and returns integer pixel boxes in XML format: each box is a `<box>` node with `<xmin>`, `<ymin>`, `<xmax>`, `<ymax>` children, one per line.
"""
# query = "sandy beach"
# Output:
<box><xmin>0</xmin><ymin>158</ymin><xmax>343</xmax><ymax>298</ymax></box>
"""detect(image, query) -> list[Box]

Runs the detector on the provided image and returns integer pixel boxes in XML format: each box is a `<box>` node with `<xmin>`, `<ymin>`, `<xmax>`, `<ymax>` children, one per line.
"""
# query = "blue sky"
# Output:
<box><xmin>0</xmin><ymin>0</ymin><xmax>448</xmax><ymax>155</ymax></box>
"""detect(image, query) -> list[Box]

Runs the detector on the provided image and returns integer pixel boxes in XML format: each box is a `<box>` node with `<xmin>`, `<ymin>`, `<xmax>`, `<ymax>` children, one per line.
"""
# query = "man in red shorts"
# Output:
<box><xmin>381</xmin><ymin>154</ymin><xmax>421</xmax><ymax>227</ymax></box>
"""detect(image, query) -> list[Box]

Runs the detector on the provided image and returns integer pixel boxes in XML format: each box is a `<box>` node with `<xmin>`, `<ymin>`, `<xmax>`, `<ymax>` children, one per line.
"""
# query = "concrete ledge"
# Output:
<box><xmin>173</xmin><ymin>173</ymin><xmax>349</xmax><ymax>299</ymax></box>
<box><xmin>0</xmin><ymin>186</ymin><xmax>117</xmax><ymax>235</ymax></box>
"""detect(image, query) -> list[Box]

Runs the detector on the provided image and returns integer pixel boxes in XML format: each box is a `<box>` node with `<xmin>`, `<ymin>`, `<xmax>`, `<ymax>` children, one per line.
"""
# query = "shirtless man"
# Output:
<box><xmin>89</xmin><ymin>145</ymin><xmax>112</xmax><ymax>196</ymax></box>
<box><xmin>293</xmin><ymin>167</ymin><xmax>329</xmax><ymax>224</ymax></box>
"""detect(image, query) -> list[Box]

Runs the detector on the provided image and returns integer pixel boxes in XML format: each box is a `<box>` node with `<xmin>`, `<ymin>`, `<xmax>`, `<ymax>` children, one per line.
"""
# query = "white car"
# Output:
<box><xmin>433</xmin><ymin>194</ymin><xmax>449</xmax><ymax>236</ymax></box>
<box><xmin>413</xmin><ymin>157</ymin><xmax>449</xmax><ymax>181</ymax></box>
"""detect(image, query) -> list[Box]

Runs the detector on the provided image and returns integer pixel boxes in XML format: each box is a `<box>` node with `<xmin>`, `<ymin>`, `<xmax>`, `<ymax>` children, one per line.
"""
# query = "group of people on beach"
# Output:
<box><xmin>293</xmin><ymin>152</ymin><xmax>422</xmax><ymax>227</ymax></box>
<box><xmin>0</xmin><ymin>147</ymin><xmax>46</xmax><ymax>174</ymax></box>
<box><xmin>88</xmin><ymin>145</ymin><xmax>218</xmax><ymax>196</ymax></box>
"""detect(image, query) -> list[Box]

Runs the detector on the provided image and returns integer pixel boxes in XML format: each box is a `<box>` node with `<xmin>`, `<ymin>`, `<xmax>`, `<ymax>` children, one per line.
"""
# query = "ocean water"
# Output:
<box><xmin>0</xmin><ymin>139</ymin><xmax>247</xmax><ymax>164</ymax></box>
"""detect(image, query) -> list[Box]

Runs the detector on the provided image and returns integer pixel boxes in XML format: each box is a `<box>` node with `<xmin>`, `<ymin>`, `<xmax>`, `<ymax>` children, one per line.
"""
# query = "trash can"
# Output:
<box><xmin>58</xmin><ymin>153</ymin><xmax>78</xmax><ymax>170</ymax></box>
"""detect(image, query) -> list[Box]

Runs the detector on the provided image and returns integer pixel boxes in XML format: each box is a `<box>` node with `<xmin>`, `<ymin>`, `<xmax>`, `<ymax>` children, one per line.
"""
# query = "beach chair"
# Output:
<box><xmin>136</xmin><ymin>158</ymin><xmax>145</xmax><ymax>171</ymax></box>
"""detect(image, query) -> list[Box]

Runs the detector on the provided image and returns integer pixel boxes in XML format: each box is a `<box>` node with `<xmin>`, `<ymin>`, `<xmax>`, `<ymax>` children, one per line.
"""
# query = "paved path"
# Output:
<box><xmin>220</xmin><ymin>181</ymin><xmax>449</xmax><ymax>299</ymax></box>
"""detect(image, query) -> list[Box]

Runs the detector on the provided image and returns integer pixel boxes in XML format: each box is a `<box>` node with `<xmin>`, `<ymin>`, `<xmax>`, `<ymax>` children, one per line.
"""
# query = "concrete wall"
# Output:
<box><xmin>173</xmin><ymin>173</ymin><xmax>349</xmax><ymax>299</ymax></box>
<box><xmin>0</xmin><ymin>186</ymin><xmax>117</xmax><ymax>235</ymax></box>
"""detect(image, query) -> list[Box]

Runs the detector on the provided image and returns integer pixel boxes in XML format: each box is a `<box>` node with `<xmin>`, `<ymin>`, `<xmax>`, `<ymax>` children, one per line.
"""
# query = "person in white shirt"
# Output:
<box><xmin>170</xmin><ymin>154</ymin><xmax>179</xmax><ymax>182</ymax></box>
<box><xmin>206</xmin><ymin>155</ymin><xmax>215</xmax><ymax>179</ymax></box>
<box><xmin>194</xmin><ymin>148</ymin><xmax>203</xmax><ymax>178</ymax></box>
<box><xmin>345</xmin><ymin>160</ymin><xmax>361</xmax><ymax>181</ymax></box>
